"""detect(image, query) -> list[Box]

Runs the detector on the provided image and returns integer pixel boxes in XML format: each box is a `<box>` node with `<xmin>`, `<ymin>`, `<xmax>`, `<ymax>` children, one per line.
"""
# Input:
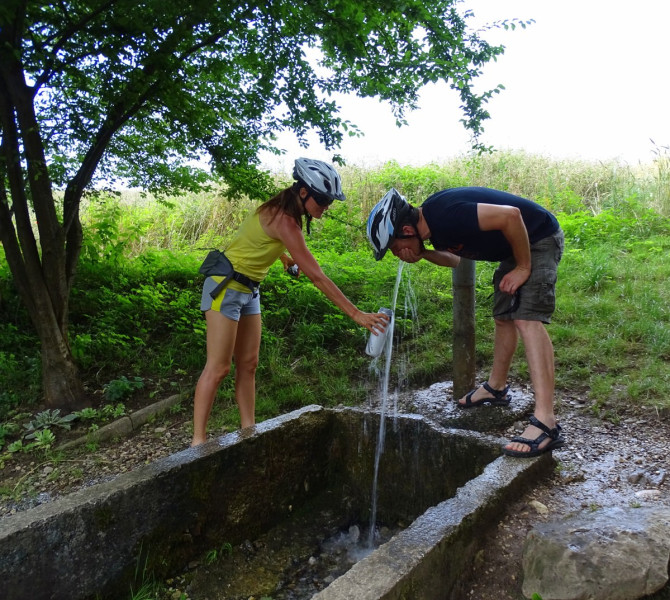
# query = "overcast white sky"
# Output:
<box><xmin>261</xmin><ymin>0</ymin><xmax>670</xmax><ymax>172</ymax></box>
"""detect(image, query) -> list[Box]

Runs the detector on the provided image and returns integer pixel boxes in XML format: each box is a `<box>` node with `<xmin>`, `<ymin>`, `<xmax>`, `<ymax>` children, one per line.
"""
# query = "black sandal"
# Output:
<box><xmin>502</xmin><ymin>415</ymin><xmax>565</xmax><ymax>457</ymax></box>
<box><xmin>458</xmin><ymin>381</ymin><xmax>511</xmax><ymax>409</ymax></box>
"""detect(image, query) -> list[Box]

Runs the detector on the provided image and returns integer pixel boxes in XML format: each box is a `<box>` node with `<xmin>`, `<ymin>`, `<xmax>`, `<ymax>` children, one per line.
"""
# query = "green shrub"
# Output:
<box><xmin>1</xmin><ymin>154</ymin><xmax>669</xmax><ymax>424</ymax></box>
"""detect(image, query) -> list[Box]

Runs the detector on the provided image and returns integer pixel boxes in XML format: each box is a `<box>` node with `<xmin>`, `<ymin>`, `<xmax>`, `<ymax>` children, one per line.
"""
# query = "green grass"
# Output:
<box><xmin>1</xmin><ymin>151</ymin><xmax>669</xmax><ymax>437</ymax></box>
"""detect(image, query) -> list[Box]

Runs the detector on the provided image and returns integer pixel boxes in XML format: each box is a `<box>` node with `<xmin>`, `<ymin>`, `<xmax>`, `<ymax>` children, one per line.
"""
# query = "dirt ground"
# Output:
<box><xmin>2</xmin><ymin>390</ymin><xmax>670</xmax><ymax>599</ymax></box>
<box><xmin>456</xmin><ymin>406</ymin><xmax>670</xmax><ymax>600</ymax></box>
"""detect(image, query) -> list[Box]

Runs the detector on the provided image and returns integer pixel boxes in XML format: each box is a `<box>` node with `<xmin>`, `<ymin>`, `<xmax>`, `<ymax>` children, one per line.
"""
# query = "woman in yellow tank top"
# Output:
<box><xmin>191</xmin><ymin>159</ymin><xmax>390</xmax><ymax>446</ymax></box>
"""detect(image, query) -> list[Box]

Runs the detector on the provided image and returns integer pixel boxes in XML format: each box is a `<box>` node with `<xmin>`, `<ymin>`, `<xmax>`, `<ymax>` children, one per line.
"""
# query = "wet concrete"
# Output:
<box><xmin>377</xmin><ymin>379</ymin><xmax>536</xmax><ymax>433</ymax></box>
<box><xmin>0</xmin><ymin>404</ymin><xmax>550</xmax><ymax>600</ymax></box>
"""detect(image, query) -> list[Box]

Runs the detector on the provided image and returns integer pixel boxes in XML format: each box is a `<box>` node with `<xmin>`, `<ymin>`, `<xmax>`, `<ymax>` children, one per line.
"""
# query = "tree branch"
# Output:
<box><xmin>0</xmin><ymin>79</ymin><xmax>41</xmax><ymax>314</ymax></box>
<box><xmin>33</xmin><ymin>0</ymin><xmax>119</xmax><ymax>90</ymax></box>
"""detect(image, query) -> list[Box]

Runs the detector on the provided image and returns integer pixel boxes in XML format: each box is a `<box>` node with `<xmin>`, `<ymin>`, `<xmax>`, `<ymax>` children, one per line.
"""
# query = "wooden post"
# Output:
<box><xmin>452</xmin><ymin>258</ymin><xmax>476</xmax><ymax>400</ymax></box>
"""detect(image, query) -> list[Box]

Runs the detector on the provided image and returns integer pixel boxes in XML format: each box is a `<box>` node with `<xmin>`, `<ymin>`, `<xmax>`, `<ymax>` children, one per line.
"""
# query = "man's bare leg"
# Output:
<box><xmin>458</xmin><ymin>319</ymin><xmax>518</xmax><ymax>405</ymax></box>
<box><xmin>504</xmin><ymin>320</ymin><xmax>557</xmax><ymax>453</ymax></box>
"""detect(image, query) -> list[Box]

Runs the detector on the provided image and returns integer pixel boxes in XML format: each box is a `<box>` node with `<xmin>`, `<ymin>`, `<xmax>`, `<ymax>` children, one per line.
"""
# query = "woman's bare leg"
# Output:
<box><xmin>232</xmin><ymin>313</ymin><xmax>262</xmax><ymax>429</ymax></box>
<box><xmin>191</xmin><ymin>311</ymin><xmax>238</xmax><ymax>446</ymax></box>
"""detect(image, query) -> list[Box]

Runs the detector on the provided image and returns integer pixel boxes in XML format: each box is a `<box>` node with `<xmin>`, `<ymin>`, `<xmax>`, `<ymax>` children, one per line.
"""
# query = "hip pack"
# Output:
<box><xmin>199</xmin><ymin>250</ymin><xmax>260</xmax><ymax>298</ymax></box>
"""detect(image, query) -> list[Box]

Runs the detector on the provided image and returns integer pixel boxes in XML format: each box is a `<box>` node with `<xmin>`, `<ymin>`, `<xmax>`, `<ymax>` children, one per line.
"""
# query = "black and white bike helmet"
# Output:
<box><xmin>367</xmin><ymin>188</ymin><xmax>412</xmax><ymax>260</ymax></box>
<box><xmin>293</xmin><ymin>158</ymin><xmax>346</xmax><ymax>202</ymax></box>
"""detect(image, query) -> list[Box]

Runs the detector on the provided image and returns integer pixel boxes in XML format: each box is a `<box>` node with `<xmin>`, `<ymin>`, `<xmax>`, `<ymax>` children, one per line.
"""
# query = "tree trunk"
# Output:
<box><xmin>1</xmin><ymin>217</ymin><xmax>88</xmax><ymax>409</ymax></box>
<box><xmin>39</xmin><ymin>323</ymin><xmax>88</xmax><ymax>410</ymax></box>
<box><xmin>0</xmin><ymin>57</ymin><xmax>88</xmax><ymax>411</ymax></box>
<box><xmin>2</xmin><ymin>249</ymin><xmax>88</xmax><ymax>410</ymax></box>
<box><xmin>10</xmin><ymin>239</ymin><xmax>88</xmax><ymax>409</ymax></box>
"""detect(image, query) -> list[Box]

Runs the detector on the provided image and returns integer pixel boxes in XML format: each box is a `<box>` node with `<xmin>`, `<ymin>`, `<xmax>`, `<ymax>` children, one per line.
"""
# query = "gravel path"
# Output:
<box><xmin>0</xmin><ymin>412</ymin><xmax>193</xmax><ymax>518</ymax></box>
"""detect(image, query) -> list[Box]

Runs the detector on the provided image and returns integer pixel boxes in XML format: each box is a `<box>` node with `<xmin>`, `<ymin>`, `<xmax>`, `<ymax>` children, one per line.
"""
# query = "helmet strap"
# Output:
<box><xmin>302</xmin><ymin>194</ymin><xmax>313</xmax><ymax>236</ymax></box>
<box><xmin>293</xmin><ymin>181</ymin><xmax>313</xmax><ymax>235</ymax></box>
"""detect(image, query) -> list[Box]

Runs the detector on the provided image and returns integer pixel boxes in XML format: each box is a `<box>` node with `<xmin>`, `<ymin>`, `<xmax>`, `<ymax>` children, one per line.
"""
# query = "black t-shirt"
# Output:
<box><xmin>421</xmin><ymin>187</ymin><xmax>559</xmax><ymax>261</ymax></box>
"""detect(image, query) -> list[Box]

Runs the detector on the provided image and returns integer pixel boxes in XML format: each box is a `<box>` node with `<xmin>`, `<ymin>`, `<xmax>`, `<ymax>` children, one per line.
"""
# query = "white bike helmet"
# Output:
<box><xmin>293</xmin><ymin>158</ymin><xmax>346</xmax><ymax>202</ymax></box>
<box><xmin>367</xmin><ymin>188</ymin><xmax>412</xmax><ymax>260</ymax></box>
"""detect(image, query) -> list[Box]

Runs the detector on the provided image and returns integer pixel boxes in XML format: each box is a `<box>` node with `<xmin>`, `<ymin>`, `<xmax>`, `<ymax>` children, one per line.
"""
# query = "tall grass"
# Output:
<box><xmin>0</xmin><ymin>151</ymin><xmax>669</xmax><ymax>428</ymax></box>
<box><xmin>92</xmin><ymin>150</ymin><xmax>669</xmax><ymax>255</ymax></box>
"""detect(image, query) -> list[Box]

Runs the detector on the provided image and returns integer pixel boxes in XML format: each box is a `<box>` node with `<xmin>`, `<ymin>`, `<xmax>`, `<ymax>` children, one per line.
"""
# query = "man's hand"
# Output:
<box><xmin>396</xmin><ymin>247</ymin><xmax>422</xmax><ymax>263</ymax></box>
<box><xmin>499</xmin><ymin>266</ymin><xmax>530</xmax><ymax>295</ymax></box>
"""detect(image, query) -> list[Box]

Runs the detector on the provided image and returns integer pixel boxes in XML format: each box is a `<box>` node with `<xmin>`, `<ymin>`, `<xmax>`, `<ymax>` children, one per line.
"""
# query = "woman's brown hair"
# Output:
<box><xmin>256</xmin><ymin>183</ymin><xmax>303</xmax><ymax>230</ymax></box>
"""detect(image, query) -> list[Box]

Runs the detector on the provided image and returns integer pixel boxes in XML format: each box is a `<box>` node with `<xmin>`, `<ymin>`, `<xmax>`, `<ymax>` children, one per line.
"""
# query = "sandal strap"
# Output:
<box><xmin>510</xmin><ymin>432</ymin><xmax>549</xmax><ymax>450</ymax></box>
<box><xmin>529</xmin><ymin>415</ymin><xmax>562</xmax><ymax>440</ymax></box>
<box><xmin>481</xmin><ymin>381</ymin><xmax>510</xmax><ymax>400</ymax></box>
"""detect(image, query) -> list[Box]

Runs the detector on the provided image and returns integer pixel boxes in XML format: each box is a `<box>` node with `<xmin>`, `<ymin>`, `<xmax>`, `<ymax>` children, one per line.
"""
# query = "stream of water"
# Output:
<box><xmin>366</xmin><ymin>261</ymin><xmax>410</xmax><ymax>548</ymax></box>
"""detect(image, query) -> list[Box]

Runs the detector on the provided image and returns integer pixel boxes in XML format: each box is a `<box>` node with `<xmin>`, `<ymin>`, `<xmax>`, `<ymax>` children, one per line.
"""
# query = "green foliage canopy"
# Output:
<box><xmin>2</xmin><ymin>0</ymin><xmax>506</xmax><ymax>197</ymax></box>
<box><xmin>0</xmin><ymin>0</ymin><xmax>508</xmax><ymax>408</ymax></box>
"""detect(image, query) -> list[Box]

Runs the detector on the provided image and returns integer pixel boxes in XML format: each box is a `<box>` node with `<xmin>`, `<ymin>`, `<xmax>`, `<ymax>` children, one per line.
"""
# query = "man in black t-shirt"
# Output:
<box><xmin>367</xmin><ymin>187</ymin><xmax>565</xmax><ymax>457</ymax></box>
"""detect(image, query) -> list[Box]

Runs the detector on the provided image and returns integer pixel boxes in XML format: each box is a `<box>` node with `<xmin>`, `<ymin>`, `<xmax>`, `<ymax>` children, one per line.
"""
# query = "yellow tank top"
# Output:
<box><xmin>224</xmin><ymin>209</ymin><xmax>286</xmax><ymax>293</ymax></box>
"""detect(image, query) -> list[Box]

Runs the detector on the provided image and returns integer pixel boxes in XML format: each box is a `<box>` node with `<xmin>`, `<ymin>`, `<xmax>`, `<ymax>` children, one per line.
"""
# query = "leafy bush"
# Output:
<box><xmin>76</xmin><ymin>403</ymin><xmax>127</xmax><ymax>422</ymax></box>
<box><xmin>1</xmin><ymin>154</ymin><xmax>669</xmax><ymax>426</ymax></box>
<box><xmin>0</xmin><ymin>422</ymin><xmax>20</xmax><ymax>451</ymax></box>
<box><xmin>559</xmin><ymin>198</ymin><xmax>670</xmax><ymax>250</ymax></box>
<box><xmin>104</xmin><ymin>377</ymin><xmax>144</xmax><ymax>403</ymax></box>
<box><xmin>22</xmin><ymin>409</ymin><xmax>78</xmax><ymax>439</ymax></box>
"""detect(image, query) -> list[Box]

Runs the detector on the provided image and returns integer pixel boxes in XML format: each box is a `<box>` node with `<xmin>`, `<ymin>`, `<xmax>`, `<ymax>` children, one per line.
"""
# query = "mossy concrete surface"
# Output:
<box><xmin>313</xmin><ymin>453</ymin><xmax>551</xmax><ymax>600</ymax></box>
<box><xmin>0</xmin><ymin>405</ymin><xmax>550</xmax><ymax>600</ymax></box>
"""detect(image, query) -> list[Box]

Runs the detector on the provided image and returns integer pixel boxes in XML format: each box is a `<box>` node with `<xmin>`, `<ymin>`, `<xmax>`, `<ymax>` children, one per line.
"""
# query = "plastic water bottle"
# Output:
<box><xmin>365</xmin><ymin>308</ymin><xmax>393</xmax><ymax>358</ymax></box>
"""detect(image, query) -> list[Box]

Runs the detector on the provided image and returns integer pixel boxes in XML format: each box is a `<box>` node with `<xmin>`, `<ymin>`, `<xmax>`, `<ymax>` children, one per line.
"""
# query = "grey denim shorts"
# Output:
<box><xmin>492</xmin><ymin>228</ymin><xmax>564</xmax><ymax>324</ymax></box>
<box><xmin>200</xmin><ymin>277</ymin><xmax>261</xmax><ymax>320</ymax></box>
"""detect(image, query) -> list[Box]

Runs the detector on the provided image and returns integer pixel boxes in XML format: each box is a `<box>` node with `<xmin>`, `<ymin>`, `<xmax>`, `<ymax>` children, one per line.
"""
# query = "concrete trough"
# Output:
<box><xmin>0</xmin><ymin>405</ymin><xmax>550</xmax><ymax>600</ymax></box>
